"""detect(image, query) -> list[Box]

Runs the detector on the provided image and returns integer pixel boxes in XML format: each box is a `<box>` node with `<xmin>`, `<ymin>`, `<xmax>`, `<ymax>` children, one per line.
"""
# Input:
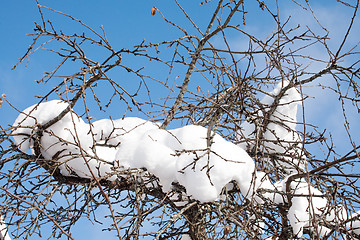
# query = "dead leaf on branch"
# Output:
<box><xmin>151</xmin><ymin>6</ymin><xmax>157</xmax><ymax>16</ymax></box>
<box><xmin>0</xmin><ymin>94</ymin><xmax>6</xmax><ymax>109</ymax></box>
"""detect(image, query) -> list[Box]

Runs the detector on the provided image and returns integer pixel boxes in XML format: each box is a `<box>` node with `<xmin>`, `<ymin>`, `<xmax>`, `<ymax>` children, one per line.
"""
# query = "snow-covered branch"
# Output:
<box><xmin>2</xmin><ymin>1</ymin><xmax>360</xmax><ymax>239</ymax></box>
<box><xmin>10</xmin><ymin>82</ymin><xmax>360</xmax><ymax>238</ymax></box>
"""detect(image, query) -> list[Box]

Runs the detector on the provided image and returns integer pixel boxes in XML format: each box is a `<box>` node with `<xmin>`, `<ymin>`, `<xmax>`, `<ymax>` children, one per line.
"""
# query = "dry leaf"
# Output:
<box><xmin>151</xmin><ymin>6</ymin><xmax>157</xmax><ymax>16</ymax></box>
<box><xmin>197</xmin><ymin>86</ymin><xmax>201</xmax><ymax>93</ymax></box>
<box><xmin>224</xmin><ymin>225</ymin><xmax>231</xmax><ymax>235</ymax></box>
<box><xmin>0</xmin><ymin>94</ymin><xmax>5</xmax><ymax>109</ymax></box>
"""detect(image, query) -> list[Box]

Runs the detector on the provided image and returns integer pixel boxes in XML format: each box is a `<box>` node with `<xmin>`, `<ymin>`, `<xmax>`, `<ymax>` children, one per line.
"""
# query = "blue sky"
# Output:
<box><xmin>1</xmin><ymin>0</ymin><xmax>360</xmax><ymax>239</ymax></box>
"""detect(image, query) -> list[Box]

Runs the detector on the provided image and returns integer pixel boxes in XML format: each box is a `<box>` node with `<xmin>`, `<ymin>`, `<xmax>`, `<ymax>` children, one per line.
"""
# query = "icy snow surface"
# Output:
<box><xmin>11</xmin><ymin>82</ymin><xmax>359</xmax><ymax>237</ymax></box>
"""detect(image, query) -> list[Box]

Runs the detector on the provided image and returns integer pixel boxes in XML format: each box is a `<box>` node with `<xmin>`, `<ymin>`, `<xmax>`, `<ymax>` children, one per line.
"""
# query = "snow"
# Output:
<box><xmin>287</xmin><ymin>179</ymin><xmax>310</xmax><ymax>237</ymax></box>
<box><xmin>11</xmin><ymin>82</ymin><xmax>360</xmax><ymax>238</ymax></box>
<box><xmin>0</xmin><ymin>216</ymin><xmax>11</xmax><ymax>240</ymax></box>
<box><xmin>92</xmin><ymin>117</ymin><xmax>159</xmax><ymax>144</ymax></box>
<box><xmin>238</xmin><ymin>80</ymin><xmax>305</xmax><ymax>173</ymax></box>
<box><xmin>115</xmin><ymin>125</ymin><xmax>255</xmax><ymax>202</ymax></box>
<box><xmin>181</xmin><ymin>234</ymin><xmax>191</xmax><ymax>240</ymax></box>
<box><xmin>12</xmin><ymin>101</ymin><xmax>257</xmax><ymax>203</ymax></box>
<box><xmin>12</xmin><ymin>100</ymin><xmax>116</xmax><ymax>180</ymax></box>
<box><xmin>12</xmin><ymin>100</ymin><xmax>69</xmax><ymax>153</ymax></box>
<box><xmin>116</xmin><ymin>128</ymin><xmax>178</xmax><ymax>192</ymax></box>
<box><xmin>347</xmin><ymin>211</ymin><xmax>360</xmax><ymax>235</ymax></box>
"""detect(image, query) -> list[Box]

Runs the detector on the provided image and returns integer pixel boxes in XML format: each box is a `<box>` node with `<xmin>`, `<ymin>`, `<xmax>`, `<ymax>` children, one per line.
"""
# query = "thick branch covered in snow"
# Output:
<box><xmin>12</xmin><ymin>100</ymin><xmax>257</xmax><ymax>203</ymax></box>
<box><xmin>2</xmin><ymin>0</ymin><xmax>360</xmax><ymax>238</ymax></box>
<box><xmin>10</xmin><ymin>82</ymin><xmax>360</xmax><ymax>238</ymax></box>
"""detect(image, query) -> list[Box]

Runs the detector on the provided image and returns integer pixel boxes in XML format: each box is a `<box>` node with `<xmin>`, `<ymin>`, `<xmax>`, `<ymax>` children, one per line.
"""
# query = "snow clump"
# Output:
<box><xmin>12</xmin><ymin>101</ymin><xmax>256</xmax><ymax>203</ymax></box>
